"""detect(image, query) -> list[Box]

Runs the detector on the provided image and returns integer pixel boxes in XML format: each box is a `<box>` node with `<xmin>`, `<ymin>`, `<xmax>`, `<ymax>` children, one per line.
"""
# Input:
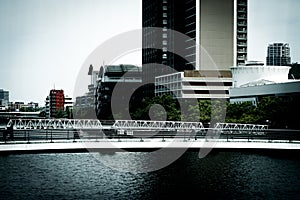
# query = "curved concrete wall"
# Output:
<box><xmin>231</xmin><ymin>66</ymin><xmax>291</xmax><ymax>87</ymax></box>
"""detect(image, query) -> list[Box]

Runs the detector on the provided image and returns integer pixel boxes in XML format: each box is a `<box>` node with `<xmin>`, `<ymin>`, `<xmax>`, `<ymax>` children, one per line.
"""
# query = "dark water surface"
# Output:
<box><xmin>0</xmin><ymin>151</ymin><xmax>299</xmax><ymax>199</ymax></box>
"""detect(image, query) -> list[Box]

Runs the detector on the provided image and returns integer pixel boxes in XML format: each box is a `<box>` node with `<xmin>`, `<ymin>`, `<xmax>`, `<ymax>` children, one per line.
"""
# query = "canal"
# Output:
<box><xmin>0</xmin><ymin>151</ymin><xmax>299</xmax><ymax>199</ymax></box>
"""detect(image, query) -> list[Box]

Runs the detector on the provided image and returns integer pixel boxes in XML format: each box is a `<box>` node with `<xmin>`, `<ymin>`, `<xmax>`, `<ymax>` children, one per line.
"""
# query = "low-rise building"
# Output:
<box><xmin>155</xmin><ymin>70</ymin><xmax>232</xmax><ymax>99</ymax></box>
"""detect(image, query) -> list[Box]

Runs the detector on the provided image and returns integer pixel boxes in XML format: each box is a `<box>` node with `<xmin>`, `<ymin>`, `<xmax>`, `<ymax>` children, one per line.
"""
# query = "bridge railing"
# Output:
<box><xmin>214</xmin><ymin>123</ymin><xmax>268</xmax><ymax>134</ymax></box>
<box><xmin>4</xmin><ymin>119</ymin><xmax>300</xmax><ymax>143</ymax></box>
<box><xmin>111</xmin><ymin>120</ymin><xmax>205</xmax><ymax>131</ymax></box>
<box><xmin>7</xmin><ymin>119</ymin><xmax>103</xmax><ymax>130</ymax></box>
<box><xmin>7</xmin><ymin>119</ymin><xmax>270</xmax><ymax>135</ymax></box>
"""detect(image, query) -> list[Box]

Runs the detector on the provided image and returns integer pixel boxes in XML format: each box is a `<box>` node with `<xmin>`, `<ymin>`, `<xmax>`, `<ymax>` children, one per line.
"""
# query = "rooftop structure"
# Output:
<box><xmin>231</xmin><ymin>65</ymin><xmax>291</xmax><ymax>88</ymax></box>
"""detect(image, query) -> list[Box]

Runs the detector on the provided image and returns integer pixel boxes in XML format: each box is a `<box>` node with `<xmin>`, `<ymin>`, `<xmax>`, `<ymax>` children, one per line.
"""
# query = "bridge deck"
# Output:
<box><xmin>0</xmin><ymin>138</ymin><xmax>300</xmax><ymax>154</ymax></box>
<box><xmin>1</xmin><ymin>119</ymin><xmax>299</xmax><ymax>154</ymax></box>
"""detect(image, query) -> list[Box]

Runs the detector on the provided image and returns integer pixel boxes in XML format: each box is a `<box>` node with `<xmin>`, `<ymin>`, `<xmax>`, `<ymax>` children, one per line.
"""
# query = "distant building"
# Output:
<box><xmin>14</xmin><ymin>102</ymin><xmax>25</xmax><ymax>111</ymax></box>
<box><xmin>75</xmin><ymin>96</ymin><xmax>89</xmax><ymax>109</ymax></box>
<box><xmin>45</xmin><ymin>90</ymin><xmax>64</xmax><ymax>118</ymax></box>
<box><xmin>63</xmin><ymin>96</ymin><xmax>73</xmax><ymax>119</ymax></box>
<box><xmin>0</xmin><ymin>89</ymin><xmax>9</xmax><ymax>107</ymax></box>
<box><xmin>266</xmin><ymin>43</ymin><xmax>291</xmax><ymax>66</ymax></box>
<box><xmin>75</xmin><ymin>65</ymin><xmax>99</xmax><ymax>113</ymax></box>
<box><xmin>28</xmin><ymin>102</ymin><xmax>39</xmax><ymax>109</ymax></box>
<box><xmin>7</xmin><ymin>101</ymin><xmax>39</xmax><ymax>112</ymax></box>
<box><xmin>155</xmin><ymin>70</ymin><xmax>232</xmax><ymax>99</ymax></box>
<box><xmin>45</xmin><ymin>89</ymin><xmax>72</xmax><ymax>118</ymax></box>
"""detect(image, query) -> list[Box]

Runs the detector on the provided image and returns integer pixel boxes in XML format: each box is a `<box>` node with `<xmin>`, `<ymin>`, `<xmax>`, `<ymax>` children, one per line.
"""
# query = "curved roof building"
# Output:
<box><xmin>229</xmin><ymin>65</ymin><xmax>300</xmax><ymax>106</ymax></box>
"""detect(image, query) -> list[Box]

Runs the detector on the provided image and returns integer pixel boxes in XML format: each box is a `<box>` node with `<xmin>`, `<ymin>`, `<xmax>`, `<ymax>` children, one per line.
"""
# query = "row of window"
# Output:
<box><xmin>183</xmin><ymin>82</ymin><xmax>232</xmax><ymax>87</ymax></box>
<box><xmin>183</xmin><ymin>90</ymin><xmax>229</xmax><ymax>95</ymax></box>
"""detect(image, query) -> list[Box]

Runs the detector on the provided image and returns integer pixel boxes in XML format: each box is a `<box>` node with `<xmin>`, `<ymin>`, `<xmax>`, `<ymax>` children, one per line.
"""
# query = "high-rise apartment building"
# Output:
<box><xmin>142</xmin><ymin>0</ymin><xmax>248</xmax><ymax>86</ymax></box>
<box><xmin>266</xmin><ymin>43</ymin><xmax>291</xmax><ymax>66</ymax></box>
<box><xmin>45</xmin><ymin>89</ymin><xmax>65</xmax><ymax>118</ymax></box>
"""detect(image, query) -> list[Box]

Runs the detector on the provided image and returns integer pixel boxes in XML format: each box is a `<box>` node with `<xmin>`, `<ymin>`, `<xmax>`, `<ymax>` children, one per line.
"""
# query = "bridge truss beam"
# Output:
<box><xmin>214</xmin><ymin>123</ymin><xmax>268</xmax><ymax>132</ymax></box>
<box><xmin>112</xmin><ymin>120</ymin><xmax>205</xmax><ymax>131</ymax></box>
<box><xmin>7</xmin><ymin>119</ymin><xmax>268</xmax><ymax>134</ymax></box>
<box><xmin>7</xmin><ymin>119</ymin><xmax>103</xmax><ymax>130</ymax></box>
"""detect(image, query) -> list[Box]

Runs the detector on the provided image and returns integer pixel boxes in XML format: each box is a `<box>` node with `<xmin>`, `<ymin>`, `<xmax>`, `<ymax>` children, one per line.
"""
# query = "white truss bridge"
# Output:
<box><xmin>7</xmin><ymin>119</ymin><xmax>103</xmax><ymax>130</ymax></box>
<box><xmin>7</xmin><ymin>119</ymin><xmax>268</xmax><ymax>132</ymax></box>
<box><xmin>215</xmin><ymin>123</ymin><xmax>268</xmax><ymax>132</ymax></box>
<box><xmin>112</xmin><ymin>120</ymin><xmax>205</xmax><ymax>131</ymax></box>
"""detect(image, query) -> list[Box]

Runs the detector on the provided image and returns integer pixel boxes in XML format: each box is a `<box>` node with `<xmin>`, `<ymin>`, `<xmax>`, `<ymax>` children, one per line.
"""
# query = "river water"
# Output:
<box><xmin>0</xmin><ymin>151</ymin><xmax>299</xmax><ymax>199</ymax></box>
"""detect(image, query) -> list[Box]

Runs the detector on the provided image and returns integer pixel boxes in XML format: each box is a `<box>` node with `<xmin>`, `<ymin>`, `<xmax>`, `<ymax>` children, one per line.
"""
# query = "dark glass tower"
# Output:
<box><xmin>142</xmin><ymin>0</ymin><xmax>194</xmax><ymax>85</ymax></box>
<box><xmin>142</xmin><ymin>0</ymin><xmax>248</xmax><ymax>96</ymax></box>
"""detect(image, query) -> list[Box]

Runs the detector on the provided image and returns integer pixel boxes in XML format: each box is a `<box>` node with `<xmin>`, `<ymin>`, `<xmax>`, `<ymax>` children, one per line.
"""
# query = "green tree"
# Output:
<box><xmin>198</xmin><ymin>100</ymin><xmax>211</xmax><ymax>123</ymax></box>
<box><xmin>55</xmin><ymin>109</ymin><xmax>67</xmax><ymax>118</ymax></box>
<box><xmin>151</xmin><ymin>95</ymin><xmax>181</xmax><ymax>121</ymax></box>
<box><xmin>131</xmin><ymin>95</ymin><xmax>181</xmax><ymax>121</ymax></box>
<box><xmin>20</xmin><ymin>107</ymin><xmax>35</xmax><ymax>112</ymax></box>
<box><xmin>39</xmin><ymin>110</ymin><xmax>46</xmax><ymax>118</ymax></box>
<box><xmin>255</xmin><ymin>96</ymin><xmax>287</xmax><ymax>128</ymax></box>
<box><xmin>225</xmin><ymin>101</ymin><xmax>258</xmax><ymax>123</ymax></box>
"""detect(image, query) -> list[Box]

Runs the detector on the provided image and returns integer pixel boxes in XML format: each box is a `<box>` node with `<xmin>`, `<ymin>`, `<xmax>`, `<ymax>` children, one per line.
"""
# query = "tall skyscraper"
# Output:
<box><xmin>266</xmin><ymin>43</ymin><xmax>291</xmax><ymax>66</ymax></box>
<box><xmin>142</xmin><ymin>0</ymin><xmax>248</xmax><ymax>86</ymax></box>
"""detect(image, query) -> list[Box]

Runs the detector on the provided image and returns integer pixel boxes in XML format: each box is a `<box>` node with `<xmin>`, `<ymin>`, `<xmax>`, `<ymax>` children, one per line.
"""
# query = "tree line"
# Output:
<box><xmin>73</xmin><ymin>94</ymin><xmax>299</xmax><ymax>129</ymax></box>
<box><xmin>129</xmin><ymin>95</ymin><xmax>299</xmax><ymax>129</ymax></box>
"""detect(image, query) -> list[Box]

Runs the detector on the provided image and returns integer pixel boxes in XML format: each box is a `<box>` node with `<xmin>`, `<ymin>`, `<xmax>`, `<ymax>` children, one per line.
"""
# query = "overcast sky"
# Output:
<box><xmin>0</xmin><ymin>0</ymin><xmax>299</xmax><ymax>105</ymax></box>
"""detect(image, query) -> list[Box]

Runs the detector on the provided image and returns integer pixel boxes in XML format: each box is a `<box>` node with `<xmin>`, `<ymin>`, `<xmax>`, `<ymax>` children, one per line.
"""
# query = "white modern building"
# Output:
<box><xmin>229</xmin><ymin>64</ymin><xmax>300</xmax><ymax>105</ymax></box>
<box><xmin>155</xmin><ymin>70</ymin><xmax>232</xmax><ymax>99</ymax></box>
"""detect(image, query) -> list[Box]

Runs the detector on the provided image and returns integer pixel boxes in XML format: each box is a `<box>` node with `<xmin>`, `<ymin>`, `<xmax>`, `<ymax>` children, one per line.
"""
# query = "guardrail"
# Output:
<box><xmin>7</xmin><ymin>119</ymin><xmax>103</xmax><ymax>130</ymax></box>
<box><xmin>2</xmin><ymin>119</ymin><xmax>299</xmax><ymax>144</ymax></box>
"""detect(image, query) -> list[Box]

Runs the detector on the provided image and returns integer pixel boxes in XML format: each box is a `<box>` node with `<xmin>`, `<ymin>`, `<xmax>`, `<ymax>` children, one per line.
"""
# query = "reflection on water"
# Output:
<box><xmin>94</xmin><ymin>148</ymin><xmax>187</xmax><ymax>173</ymax></box>
<box><xmin>0</xmin><ymin>151</ymin><xmax>299</xmax><ymax>199</ymax></box>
